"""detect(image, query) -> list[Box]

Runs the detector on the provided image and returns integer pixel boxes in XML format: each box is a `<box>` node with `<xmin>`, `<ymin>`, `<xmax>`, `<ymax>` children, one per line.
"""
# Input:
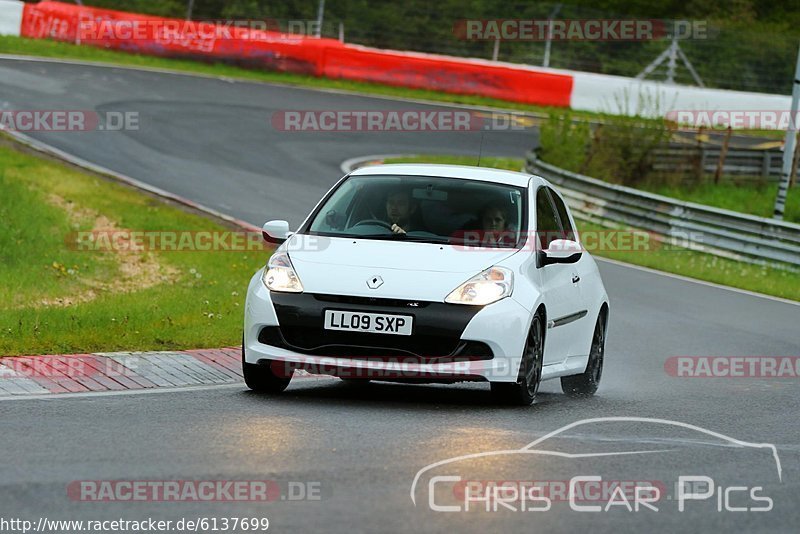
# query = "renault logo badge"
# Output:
<box><xmin>367</xmin><ymin>275</ymin><xmax>383</xmax><ymax>289</ymax></box>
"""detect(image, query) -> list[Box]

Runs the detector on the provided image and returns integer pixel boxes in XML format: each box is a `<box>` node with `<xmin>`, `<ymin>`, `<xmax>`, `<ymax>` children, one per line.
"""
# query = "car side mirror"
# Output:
<box><xmin>536</xmin><ymin>239</ymin><xmax>583</xmax><ymax>267</ymax></box>
<box><xmin>262</xmin><ymin>220</ymin><xmax>292</xmax><ymax>244</ymax></box>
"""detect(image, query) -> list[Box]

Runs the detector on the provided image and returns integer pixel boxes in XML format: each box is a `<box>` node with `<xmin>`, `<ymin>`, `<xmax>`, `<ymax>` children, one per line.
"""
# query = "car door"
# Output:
<box><xmin>548</xmin><ymin>187</ymin><xmax>593</xmax><ymax>359</ymax></box>
<box><xmin>534</xmin><ymin>187</ymin><xmax>581</xmax><ymax>366</ymax></box>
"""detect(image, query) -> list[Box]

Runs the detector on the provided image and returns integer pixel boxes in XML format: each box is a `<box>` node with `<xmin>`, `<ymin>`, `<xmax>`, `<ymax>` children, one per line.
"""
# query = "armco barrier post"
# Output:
<box><xmin>714</xmin><ymin>127</ymin><xmax>732</xmax><ymax>185</ymax></box>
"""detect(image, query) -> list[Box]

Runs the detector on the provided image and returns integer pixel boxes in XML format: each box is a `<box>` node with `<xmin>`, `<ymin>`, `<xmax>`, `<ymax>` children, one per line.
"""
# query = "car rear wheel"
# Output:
<box><xmin>491</xmin><ymin>315</ymin><xmax>544</xmax><ymax>406</ymax></box>
<box><xmin>561</xmin><ymin>312</ymin><xmax>606</xmax><ymax>397</ymax></box>
<box><xmin>242</xmin><ymin>337</ymin><xmax>293</xmax><ymax>393</ymax></box>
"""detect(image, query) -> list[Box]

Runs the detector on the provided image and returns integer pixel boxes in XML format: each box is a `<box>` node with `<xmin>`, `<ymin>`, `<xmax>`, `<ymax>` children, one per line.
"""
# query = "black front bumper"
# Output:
<box><xmin>260</xmin><ymin>292</ymin><xmax>493</xmax><ymax>362</ymax></box>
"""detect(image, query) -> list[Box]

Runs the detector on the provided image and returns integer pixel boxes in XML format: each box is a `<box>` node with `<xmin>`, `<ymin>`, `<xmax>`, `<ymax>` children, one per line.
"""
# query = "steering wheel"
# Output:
<box><xmin>351</xmin><ymin>219</ymin><xmax>394</xmax><ymax>231</ymax></box>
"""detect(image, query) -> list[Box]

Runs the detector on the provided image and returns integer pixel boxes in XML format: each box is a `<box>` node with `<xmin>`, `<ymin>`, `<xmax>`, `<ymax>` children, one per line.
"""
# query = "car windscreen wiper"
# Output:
<box><xmin>385</xmin><ymin>234</ymin><xmax>452</xmax><ymax>244</ymax></box>
<box><xmin>313</xmin><ymin>232</ymin><xmax>453</xmax><ymax>245</ymax></box>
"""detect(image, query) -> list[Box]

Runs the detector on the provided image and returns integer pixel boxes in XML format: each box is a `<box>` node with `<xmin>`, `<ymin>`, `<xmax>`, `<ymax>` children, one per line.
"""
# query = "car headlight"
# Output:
<box><xmin>445</xmin><ymin>266</ymin><xmax>513</xmax><ymax>306</ymax></box>
<box><xmin>262</xmin><ymin>251</ymin><xmax>304</xmax><ymax>293</ymax></box>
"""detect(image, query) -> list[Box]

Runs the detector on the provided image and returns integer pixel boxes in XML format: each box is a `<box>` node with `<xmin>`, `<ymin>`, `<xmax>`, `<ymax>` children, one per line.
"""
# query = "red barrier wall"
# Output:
<box><xmin>19</xmin><ymin>1</ymin><xmax>573</xmax><ymax>107</ymax></box>
<box><xmin>20</xmin><ymin>1</ymin><xmax>337</xmax><ymax>75</ymax></box>
<box><xmin>324</xmin><ymin>45</ymin><xmax>572</xmax><ymax>107</ymax></box>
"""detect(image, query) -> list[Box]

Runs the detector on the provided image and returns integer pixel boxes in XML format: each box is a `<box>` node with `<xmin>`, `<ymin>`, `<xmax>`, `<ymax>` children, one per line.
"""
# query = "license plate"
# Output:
<box><xmin>324</xmin><ymin>310</ymin><xmax>413</xmax><ymax>336</ymax></box>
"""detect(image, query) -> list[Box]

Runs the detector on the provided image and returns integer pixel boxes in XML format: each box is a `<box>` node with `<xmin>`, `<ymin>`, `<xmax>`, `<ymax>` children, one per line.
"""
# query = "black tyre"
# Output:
<box><xmin>561</xmin><ymin>312</ymin><xmax>606</xmax><ymax>397</ymax></box>
<box><xmin>242</xmin><ymin>337</ymin><xmax>292</xmax><ymax>393</ymax></box>
<box><xmin>491</xmin><ymin>315</ymin><xmax>544</xmax><ymax>406</ymax></box>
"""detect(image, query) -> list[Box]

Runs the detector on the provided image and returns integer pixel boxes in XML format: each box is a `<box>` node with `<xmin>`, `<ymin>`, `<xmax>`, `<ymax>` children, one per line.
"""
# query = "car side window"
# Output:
<box><xmin>535</xmin><ymin>187</ymin><xmax>561</xmax><ymax>250</ymax></box>
<box><xmin>548</xmin><ymin>187</ymin><xmax>576</xmax><ymax>241</ymax></box>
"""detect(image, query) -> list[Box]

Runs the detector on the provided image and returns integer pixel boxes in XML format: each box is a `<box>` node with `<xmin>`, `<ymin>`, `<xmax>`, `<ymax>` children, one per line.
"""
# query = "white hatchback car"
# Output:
<box><xmin>243</xmin><ymin>164</ymin><xmax>609</xmax><ymax>405</ymax></box>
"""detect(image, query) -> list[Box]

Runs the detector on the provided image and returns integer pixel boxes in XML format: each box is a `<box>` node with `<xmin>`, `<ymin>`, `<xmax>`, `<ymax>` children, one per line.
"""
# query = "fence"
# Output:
<box><xmin>650</xmin><ymin>144</ymin><xmax>785</xmax><ymax>180</ymax></box>
<box><xmin>525</xmin><ymin>151</ymin><xmax>800</xmax><ymax>266</ymax></box>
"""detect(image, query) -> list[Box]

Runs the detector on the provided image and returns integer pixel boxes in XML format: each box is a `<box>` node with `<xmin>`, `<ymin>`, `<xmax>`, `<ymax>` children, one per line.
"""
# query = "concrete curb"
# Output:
<box><xmin>0</xmin><ymin>348</ymin><xmax>242</xmax><ymax>398</ymax></box>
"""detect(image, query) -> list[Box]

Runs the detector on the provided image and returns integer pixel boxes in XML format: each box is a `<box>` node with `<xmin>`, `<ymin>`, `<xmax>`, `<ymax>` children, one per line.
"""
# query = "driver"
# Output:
<box><xmin>385</xmin><ymin>188</ymin><xmax>417</xmax><ymax>234</ymax></box>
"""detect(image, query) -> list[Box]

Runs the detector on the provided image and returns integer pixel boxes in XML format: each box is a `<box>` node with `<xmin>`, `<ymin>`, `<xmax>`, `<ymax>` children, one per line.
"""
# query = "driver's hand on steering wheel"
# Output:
<box><xmin>391</xmin><ymin>224</ymin><xmax>406</xmax><ymax>234</ymax></box>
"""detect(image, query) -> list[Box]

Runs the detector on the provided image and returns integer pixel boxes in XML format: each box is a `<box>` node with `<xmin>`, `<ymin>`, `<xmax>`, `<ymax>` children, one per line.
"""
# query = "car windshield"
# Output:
<box><xmin>303</xmin><ymin>174</ymin><xmax>527</xmax><ymax>248</ymax></box>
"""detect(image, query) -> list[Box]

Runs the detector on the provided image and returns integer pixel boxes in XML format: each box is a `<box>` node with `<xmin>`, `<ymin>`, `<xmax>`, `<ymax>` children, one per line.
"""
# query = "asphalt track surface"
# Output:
<box><xmin>1</xmin><ymin>58</ymin><xmax>799</xmax><ymax>533</ymax></box>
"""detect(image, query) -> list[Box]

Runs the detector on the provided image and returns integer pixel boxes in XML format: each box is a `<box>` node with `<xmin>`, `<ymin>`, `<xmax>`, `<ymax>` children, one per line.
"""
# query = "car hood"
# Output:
<box><xmin>285</xmin><ymin>234</ymin><xmax>519</xmax><ymax>300</ymax></box>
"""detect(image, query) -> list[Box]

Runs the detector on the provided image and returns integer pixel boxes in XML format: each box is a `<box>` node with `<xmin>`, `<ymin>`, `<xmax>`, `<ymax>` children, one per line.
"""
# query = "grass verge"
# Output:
<box><xmin>0</xmin><ymin>139</ymin><xmax>269</xmax><ymax>356</ymax></box>
<box><xmin>642</xmin><ymin>181</ymin><xmax>799</xmax><ymax>222</ymax></box>
<box><xmin>383</xmin><ymin>155</ymin><xmax>800</xmax><ymax>301</ymax></box>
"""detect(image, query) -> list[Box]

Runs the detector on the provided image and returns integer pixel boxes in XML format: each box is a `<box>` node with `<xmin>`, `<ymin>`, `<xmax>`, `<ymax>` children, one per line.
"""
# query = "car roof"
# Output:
<box><xmin>349</xmin><ymin>163</ymin><xmax>541</xmax><ymax>188</ymax></box>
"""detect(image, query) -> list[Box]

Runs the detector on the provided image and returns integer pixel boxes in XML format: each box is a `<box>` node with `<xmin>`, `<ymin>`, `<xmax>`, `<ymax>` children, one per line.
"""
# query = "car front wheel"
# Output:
<box><xmin>242</xmin><ymin>337</ymin><xmax>293</xmax><ymax>393</ymax></box>
<box><xmin>561</xmin><ymin>312</ymin><xmax>606</xmax><ymax>397</ymax></box>
<box><xmin>491</xmin><ymin>315</ymin><xmax>544</xmax><ymax>406</ymax></box>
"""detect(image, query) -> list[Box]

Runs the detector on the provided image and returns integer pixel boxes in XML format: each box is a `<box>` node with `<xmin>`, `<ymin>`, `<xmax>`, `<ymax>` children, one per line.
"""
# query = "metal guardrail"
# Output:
<box><xmin>525</xmin><ymin>151</ymin><xmax>800</xmax><ymax>267</ymax></box>
<box><xmin>651</xmin><ymin>144</ymin><xmax>784</xmax><ymax>179</ymax></box>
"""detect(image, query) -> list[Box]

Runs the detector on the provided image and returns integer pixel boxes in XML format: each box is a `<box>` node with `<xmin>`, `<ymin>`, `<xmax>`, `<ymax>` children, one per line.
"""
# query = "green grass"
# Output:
<box><xmin>0</xmin><ymin>155</ymin><xmax>113</xmax><ymax>309</ymax></box>
<box><xmin>0</xmin><ymin>141</ymin><xmax>269</xmax><ymax>356</ymax></box>
<box><xmin>643</xmin><ymin>181</ymin><xmax>800</xmax><ymax>223</ymax></box>
<box><xmin>383</xmin><ymin>155</ymin><xmax>800</xmax><ymax>301</ymax></box>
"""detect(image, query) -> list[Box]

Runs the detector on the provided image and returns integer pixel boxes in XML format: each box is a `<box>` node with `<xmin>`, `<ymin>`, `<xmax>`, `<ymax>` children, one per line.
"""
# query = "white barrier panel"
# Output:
<box><xmin>569</xmin><ymin>70</ymin><xmax>792</xmax><ymax>125</ymax></box>
<box><xmin>0</xmin><ymin>0</ymin><xmax>23</xmax><ymax>36</ymax></box>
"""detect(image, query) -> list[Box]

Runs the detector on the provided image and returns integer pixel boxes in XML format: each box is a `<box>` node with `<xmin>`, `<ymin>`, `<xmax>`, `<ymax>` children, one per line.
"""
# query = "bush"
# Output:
<box><xmin>540</xmin><ymin>91</ymin><xmax>673</xmax><ymax>187</ymax></box>
<box><xmin>537</xmin><ymin>111</ymin><xmax>590</xmax><ymax>172</ymax></box>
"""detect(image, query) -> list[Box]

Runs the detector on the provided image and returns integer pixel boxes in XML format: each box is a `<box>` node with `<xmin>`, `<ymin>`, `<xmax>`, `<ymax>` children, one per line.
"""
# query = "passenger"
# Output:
<box><xmin>471</xmin><ymin>202</ymin><xmax>515</xmax><ymax>245</ymax></box>
<box><xmin>481</xmin><ymin>203</ymin><xmax>508</xmax><ymax>234</ymax></box>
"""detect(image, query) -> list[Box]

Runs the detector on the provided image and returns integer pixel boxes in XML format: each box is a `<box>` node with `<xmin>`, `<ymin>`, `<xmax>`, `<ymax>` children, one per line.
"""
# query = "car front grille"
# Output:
<box><xmin>261</xmin><ymin>292</ymin><xmax>492</xmax><ymax>362</ymax></box>
<box><xmin>258</xmin><ymin>326</ymin><xmax>492</xmax><ymax>362</ymax></box>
